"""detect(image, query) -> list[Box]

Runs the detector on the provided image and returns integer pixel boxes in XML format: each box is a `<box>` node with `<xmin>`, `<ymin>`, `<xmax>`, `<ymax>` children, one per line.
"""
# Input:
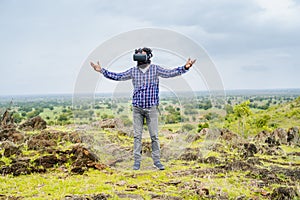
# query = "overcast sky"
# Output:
<box><xmin>0</xmin><ymin>0</ymin><xmax>299</xmax><ymax>95</ymax></box>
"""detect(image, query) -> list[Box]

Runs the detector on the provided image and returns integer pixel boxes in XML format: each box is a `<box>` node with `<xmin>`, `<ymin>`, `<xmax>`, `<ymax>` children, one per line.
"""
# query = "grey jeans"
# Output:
<box><xmin>133</xmin><ymin>106</ymin><xmax>160</xmax><ymax>163</ymax></box>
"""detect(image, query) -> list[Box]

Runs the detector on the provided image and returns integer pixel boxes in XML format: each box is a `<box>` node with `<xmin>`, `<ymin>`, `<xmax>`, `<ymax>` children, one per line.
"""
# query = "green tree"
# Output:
<box><xmin>233</xmin><ymin>100</ymin><xmax>252</xmax><ymax>137</ymax></box>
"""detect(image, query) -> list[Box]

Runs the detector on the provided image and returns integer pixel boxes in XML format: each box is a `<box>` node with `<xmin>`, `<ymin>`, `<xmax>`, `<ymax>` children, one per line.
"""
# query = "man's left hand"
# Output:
<box><xmin>185</xmin><ymin>58</ymin><xmax>196</xmax><ymax>69</ymax></box>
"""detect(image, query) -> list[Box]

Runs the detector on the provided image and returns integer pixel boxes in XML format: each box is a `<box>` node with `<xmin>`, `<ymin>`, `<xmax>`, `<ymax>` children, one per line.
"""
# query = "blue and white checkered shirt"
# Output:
<box><xmin>101</xmin><ymin>64</ymin><xmax>188</xmax><ymax>108</ymax></box>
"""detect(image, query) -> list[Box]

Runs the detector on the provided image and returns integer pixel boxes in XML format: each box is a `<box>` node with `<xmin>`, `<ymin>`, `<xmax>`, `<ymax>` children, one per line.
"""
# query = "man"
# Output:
<box><xmin>90</xmin><ymin>47</ymin><xmax>196</xmax><ymax>170</ymax></box>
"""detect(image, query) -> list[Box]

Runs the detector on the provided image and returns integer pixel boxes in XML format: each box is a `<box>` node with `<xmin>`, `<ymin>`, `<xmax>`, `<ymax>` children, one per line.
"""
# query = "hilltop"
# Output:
<box><xmin>0</xmin><ymin>99</ymin><xmax>300</xmax><ymax>199</ymax></box>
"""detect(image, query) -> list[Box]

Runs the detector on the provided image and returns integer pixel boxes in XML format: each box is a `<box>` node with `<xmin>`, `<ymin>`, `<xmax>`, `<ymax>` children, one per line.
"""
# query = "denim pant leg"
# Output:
<box><xmin>145</xmin><ymin>106</ymin><xmax>161</xmax><ymax>163</ymax></box>
<box><xmin>133</xmin><ymin>107</ymin><xmax>143</xmax><ymax>162</ymax></box>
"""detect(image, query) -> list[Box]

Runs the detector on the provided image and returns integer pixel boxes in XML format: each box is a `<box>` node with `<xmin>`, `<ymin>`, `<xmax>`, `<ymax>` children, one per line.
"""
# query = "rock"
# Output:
<box><xmin>150</xmin><ymin>193</ymin><xmax>183</xmax><ymax>200</ymax></box>
<box><xmin>271</xmin><ymin>128</ymin><xmax>288</xmax><ymax>145</ymax></box>
<box><xmin>185</xmin><ymin>133</ymin><xmax>201</xmax><ymax>143</ymax></box>
<box><xmin>254</xmin><ymin>130</ymin><xmax>271</xmax><ymax>143</ymax></box>
<box><xmin>69</xmin><ymin>145</ymin><xmax>102</xmax><ymax>174</ymax></box>
<box><xmin>0</xmin><ymin>128</ymin><xmax>24</xmax><ymax>143</ymax></box>
<box><xmin>27</xmin><ymin>138</ymin><xmax>57</xmax><ymax>150</ymax></box>
<box><xmin>0</xmin><ymin>157</ymin><xmax>45</xmax><ymax>176</ymax></box>
<box><xmin>287</xmin><ymin>127</ymin><xmax>300</xmax><ymax>145</ymax></box>
<box><xmin>99</xmin><ymin>118</ymin><xmax>124</xmax><ymax>129</ymax></box>
<box><xmin>117</xmin><ymin>128</ymin><xmax>133</xmax><ymax>137</ymax></box>
<box><xmin>199</xmin><ymin>128</ymin><xmax>210</xmax><ymax>136</ymax></box>
<box><xmin>0</xmin><ymin>110</ymin><xmax>24</xmax><ymax>143</ymax></box>
<box><xmin>271</xmin><ymin>187</ymin><xmax>299</xmax><ymax>200</ymax></box>
<box><xmin>65</xmin><ymin>193</ymin><xmax>111</xmax><ymax>200</ymax></box>
<box><xmin>18</xmin><ymin>116</ymin><xmax>47</xmax><ymax>130</ymax></box>
<box><xmin>117</xmin><ymin>193</ymin><xmax>144</xmax><ymax>200</ymax></box>
<box><xmin>34</xmin><ymin>155</ymin><xmax>62</xmax><ymax>168</ymax></box>
<box><xmin>1</xmin><ymin>110</ymin><xmax>15</xmax><ymax>127</ymax></box>
<box><xmin>220</xmin><ymin>129</ymin><xmax>241</xmax><ymax>142</ymax></box>
<box><xmin>2</xmin><ymin>141</ymin><xmax>21</xmax><ymax>157</ymax></box>
<box><xmin>9</xmin><ymin>161</ymin><xmax>32</xmax><ymax>176</ymax></box>
<box><xmin>142</xmin><ymin>141</ymin><xmax>152</xmax><ymax>157</ymax></box>
<box><xmin>241</xmin><ymin>143</ymin><xmax>258</xmax><ymax>158</ymax></box>
<box><xmin>71</xmin><ymin>145</ymin><xmax>99</xmax><ymax>162</ymax></box>
<box><xmin>196</xmin><ymin>187</ymin><xmax>209</xmax><ymax>196</ymax></box>
<box><xmin>246</xmin><ymin>158</ymin><xmax>263</xmax><ymax>166</ymax></box>
<box><xmin>0</xmin><ymin>195</ymin><xmax>23</xmax><ymax>200</ymax></box>
<box><xmin>179</xmin><ymin>148</ymin><xmax>201</xmax><ymax>161</ymax></box>
<box><xmin>201</xmin><ymin>156</ymin><xmax>221</xmax><ymax>164</ymax></box>
<box><xmin>220</xmin><ymin>160</ymin><xmax>253</xmax><ymax>171</ymax></box>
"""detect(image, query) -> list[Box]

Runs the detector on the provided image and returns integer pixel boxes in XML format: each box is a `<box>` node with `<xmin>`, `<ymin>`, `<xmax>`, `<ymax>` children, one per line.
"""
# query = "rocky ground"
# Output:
<box><xmin>0</xmin><ymin>110</ymin><xmax>300</xmax><ymax>199</ymax></box>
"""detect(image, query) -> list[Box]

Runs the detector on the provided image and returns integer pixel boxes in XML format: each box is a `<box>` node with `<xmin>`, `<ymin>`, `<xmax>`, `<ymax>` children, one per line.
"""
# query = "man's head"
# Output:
<box><xmin>133</xmin><ymin>47</ymin><xmax>153</xmax><ymax>67</ymax></box>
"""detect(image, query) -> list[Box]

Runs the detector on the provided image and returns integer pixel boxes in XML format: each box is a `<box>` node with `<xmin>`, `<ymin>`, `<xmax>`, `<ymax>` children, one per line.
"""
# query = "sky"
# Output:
<box><xmin>0</xmin><ymin>0</ymin><xmax>300</xmax><ymax>95</ymax></box>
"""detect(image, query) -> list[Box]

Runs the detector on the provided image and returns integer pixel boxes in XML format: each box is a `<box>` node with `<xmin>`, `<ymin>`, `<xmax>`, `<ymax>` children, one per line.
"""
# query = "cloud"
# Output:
<box><xmin>253</xmin><ymin>0</ymin><xmax>300</xmax><ymax>28</ymax></box>
<box><xmin>241</xmin><ymin>65</ymin><xmax>269</xmax><ymax>72</ymax></box>
<box><xmin>0</xmin><ymin>0</ymin><xmax>299</xmax><ymax>94</ymax></box>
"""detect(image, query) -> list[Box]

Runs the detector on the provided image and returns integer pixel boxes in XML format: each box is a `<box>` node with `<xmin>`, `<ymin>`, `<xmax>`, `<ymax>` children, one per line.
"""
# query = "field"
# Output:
<box><xmin>0</xmin><ymin>89</ymin><xmax>300</xmax><ymax>199</ymax></box>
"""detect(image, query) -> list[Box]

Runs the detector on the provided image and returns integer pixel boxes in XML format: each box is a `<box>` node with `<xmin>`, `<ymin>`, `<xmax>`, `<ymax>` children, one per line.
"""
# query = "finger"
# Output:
<box><xmin>97</xmin><ymin>61</ymin><xmax>100</xmax><ymax>66</ymax></box>
<box><xmin>192</xmin><ymin>59</ymin><xmax>196</xmax><ymax>64</ymax></box>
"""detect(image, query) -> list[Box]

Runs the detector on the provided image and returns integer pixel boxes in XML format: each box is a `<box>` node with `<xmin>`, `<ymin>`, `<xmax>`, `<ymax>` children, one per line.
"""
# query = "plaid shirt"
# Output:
<box><xmin>101</xmin><ymin>64</ymin><xmax>188</xmax><ymax>108</ymax></box>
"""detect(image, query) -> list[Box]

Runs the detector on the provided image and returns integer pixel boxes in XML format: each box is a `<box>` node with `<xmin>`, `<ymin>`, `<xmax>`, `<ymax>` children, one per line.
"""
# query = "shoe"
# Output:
<box><xmin>153</xmin><ymin>161</ymin><xmax>165</xmax><ymax>170</ymax></box>
<box><xmin>133</xmin><ymin>162</ymin><xmax>140</xmax><ymax>170</ymax></box>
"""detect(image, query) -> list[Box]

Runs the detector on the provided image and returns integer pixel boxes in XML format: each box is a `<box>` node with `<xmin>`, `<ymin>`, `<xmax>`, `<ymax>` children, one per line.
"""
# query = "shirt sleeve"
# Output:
<box><xmin>100</xmin><ymin>68</ymin><xmax>132</xmax><ymax>81</ymax></box>
<box><xmin>156</xmin><ymin>65</ymin><xmax>188</xmax><ymax>78</ymax></box>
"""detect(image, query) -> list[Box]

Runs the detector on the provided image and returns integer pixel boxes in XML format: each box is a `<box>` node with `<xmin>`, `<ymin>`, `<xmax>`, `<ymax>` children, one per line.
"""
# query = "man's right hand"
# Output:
<box><xmin>90</xmin><ymin>61</ymin><xmax>102</xmax><ymax>72</ymax></box>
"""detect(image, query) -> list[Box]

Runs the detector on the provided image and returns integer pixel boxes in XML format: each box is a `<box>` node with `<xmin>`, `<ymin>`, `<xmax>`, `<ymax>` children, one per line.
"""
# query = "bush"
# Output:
<box><xmin>197</xmin><ymin>122</ymin><xmax>209</xmax><ymax>132</ymax></box>
<box><xmin>182</xmin><ymin>124</ymin><xmax>195</xmax><ymax>132</ymax></box>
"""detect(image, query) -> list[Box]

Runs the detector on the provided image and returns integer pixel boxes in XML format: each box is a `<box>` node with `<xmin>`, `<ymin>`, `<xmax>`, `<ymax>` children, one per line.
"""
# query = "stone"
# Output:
<box><xmin>270</xmin><ymin>187</ymin><xmax>299</xmax><ymax>200</ymax></box>
<box><xmin>287</xmin><ymin>127</ymin><xmax>300</xmax><ymax>145</ymax></box>
<box><xmin>99</xmin><ymin>118</ymin><xmax>124</xmax><ymax>129</ymax></box>
<box><xmin>19</xmin><ymin>116</ymin><xmax>47</xmax><ymax>130</ymax></box>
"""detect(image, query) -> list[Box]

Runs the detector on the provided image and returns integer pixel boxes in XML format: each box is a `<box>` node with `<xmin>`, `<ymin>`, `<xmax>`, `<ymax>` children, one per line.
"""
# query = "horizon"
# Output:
<box><xmin>1</xmin><ymin>88</ymin><xmax>300</xmax><ymax>99</ymax></box>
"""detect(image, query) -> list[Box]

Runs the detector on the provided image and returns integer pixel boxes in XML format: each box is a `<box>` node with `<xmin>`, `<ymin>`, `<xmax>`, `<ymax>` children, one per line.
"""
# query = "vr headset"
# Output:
<box><xmin>133</xmin><ymin>47</ymin><xmax>152</xmax><ymax>62</ymax></box>
<box><xmin>133</xmin><ymin>54</ymin><xmax>149</xmax><ymax>62</ymax></box>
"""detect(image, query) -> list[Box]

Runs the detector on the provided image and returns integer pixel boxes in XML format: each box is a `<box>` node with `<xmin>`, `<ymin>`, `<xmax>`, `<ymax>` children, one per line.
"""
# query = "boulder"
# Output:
<box><xmin>99</xmin><ymin>118</ymin><xmax>124</xmax><ymax>129</ymax></box>
<box><xmin>271</xmin><ymin>128</ymin><xmax>288</xmax><ymax>145</ymax></box>
<box><xmin>27</xmin><ymin>138</ymin><xmax>57</xmax><ymax>150</ymax></box>
<box><xmin>220</xmin><ymin>129</ymin><xmax>241</xmax><ymax>142</ymax></box>
<box><xmin>19</xmin><ymin>116</ymin><xmax>47</xmax><ymax>130</ymax></box>
<box><xmin>253</xmin><ymin>130</ymin><xmax>271</xmax><ymax>143</ymax></box>
<box><xmin>271</xmin><ymin>187</ymin><xmax>299</xmax><ymax>200</ymax></box>
<box><xmin>287</xmin><ymin>127</ymin><xmax>300</xmax><ymax>145</ymax></box>
<box><xmin>0</xmin><ymin>128</ymin><xmax>24</xmax><ymax>143</ymax></box>
<box><xmin>2</xmin><ymin>141</ymin><xmax>22</xmax><ymax>157</ymax></box>
<box><xmin>1</xmin><ymin>110</ymin><xmax>15</xmax><ymax>127</ymax></box>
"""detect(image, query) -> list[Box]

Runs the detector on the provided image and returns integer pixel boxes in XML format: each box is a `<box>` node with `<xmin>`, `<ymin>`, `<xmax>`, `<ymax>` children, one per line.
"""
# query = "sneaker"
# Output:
<box><xmin>133</xmin><ymin>162</ymin><xmax>140</xmax><ymax>170</ymax></box>
<box><xmin>153</xmin><ymin>161</ymin><xmax>165</xmax><ymax>170</ymax></box>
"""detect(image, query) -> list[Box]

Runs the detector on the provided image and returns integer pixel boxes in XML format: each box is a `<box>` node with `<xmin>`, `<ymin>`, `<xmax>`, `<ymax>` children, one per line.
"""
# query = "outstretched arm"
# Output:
<box><xmin>90</xmin><ymin>61</ymin><xmax>132</xmax><ymax>81</ymax></box>
<box><xmin>184</xmin><ymin>58</ymin><xmax>196</xmax><ymax>70</ymax></box>
<box><xmin>157</xmin><ymin>58</ymin><xmax>196</xmax><ymax>78</ymax></box>
<box><xmin>90</xmin><ymin>61</ymin><xmax>102</xmax><ymax>72</ymax></box>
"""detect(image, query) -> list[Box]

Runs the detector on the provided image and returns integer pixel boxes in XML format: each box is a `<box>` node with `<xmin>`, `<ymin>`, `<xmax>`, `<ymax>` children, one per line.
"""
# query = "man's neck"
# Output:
<box><xmin>138</xmin><ymin>64</ymin><xmax>150</xmax><ymax>73</ymax></box>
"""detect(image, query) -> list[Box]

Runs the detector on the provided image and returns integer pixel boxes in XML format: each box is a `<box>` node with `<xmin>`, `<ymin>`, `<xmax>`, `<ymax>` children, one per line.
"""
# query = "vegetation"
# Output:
<box><xmin>0</xmin><ymin>90</ymin><xmax>300</xmax><ymax>199</ymax></box>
